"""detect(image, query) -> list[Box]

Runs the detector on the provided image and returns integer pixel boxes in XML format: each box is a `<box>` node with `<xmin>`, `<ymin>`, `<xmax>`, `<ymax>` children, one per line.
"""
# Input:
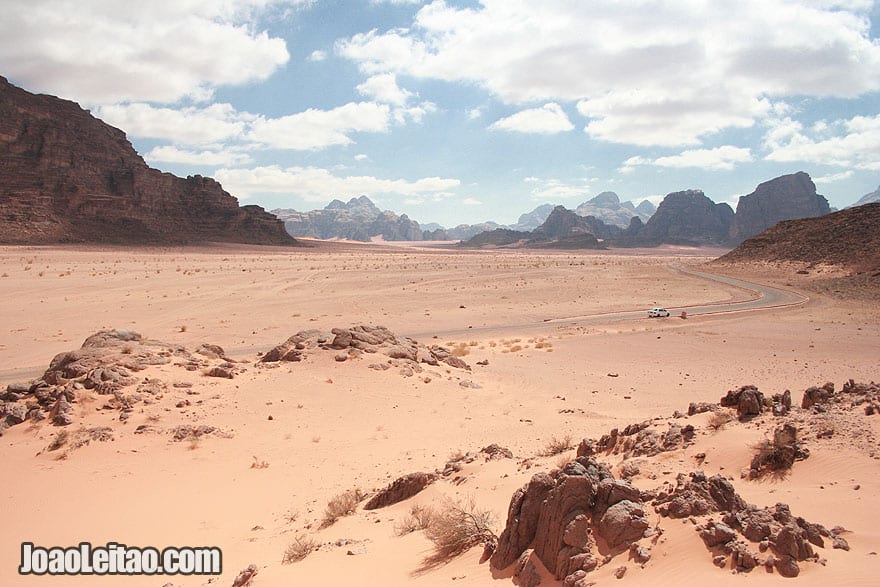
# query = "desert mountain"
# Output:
<box><xmin>273</xmin><ymin>196</ymin><xmax>423</xmax><ymax>241</ymax></box>
<box><xmin>618</xmin><ymin>190</ymin><xmax>735</xmax><ymax>247</ymax></box>
<box><xmin>575</xmin><ymin>191</ymin><xmax>654</xmax><ymax>227</ymax></box>
<box><xmin>717</xmin><ymin>203</ymin><xmax>880</xmax><ymax>274</ymax></box>
<box><xmin>461</xmin><ymin>206</ymin><xmax>606</xmax><ymax>249</ymax></box>
<box><xmin>0</xmin><ymin>76</ymin><xmax>294</xmax><ymax>246</ymax></box>
<box><xmin>511</xmin><ymin>204</ymin><xmax>556</xmax><ymax>231</ymax></box>
<box><xmin>851</xmin><ymin>185</ymin><xmax>880</xmax><ymax>207</ymax></box>
<box><xmin>730</xmin><ymin>172</ymin><xmax>830</xmax><ymax>244</ymax></box>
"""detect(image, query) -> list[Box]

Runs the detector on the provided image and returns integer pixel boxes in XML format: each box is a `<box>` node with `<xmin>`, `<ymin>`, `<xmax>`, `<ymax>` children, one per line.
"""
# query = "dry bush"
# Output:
<box><xmin>707</xmin><ymin>411</ymin><xmax>733</xmax><ymax>431</ymax></box>
<box><xmin>48</xmin><ymin>430</ymin><xmax>69</xmax><ymax>452</ymax></box>
<box><xmin>750</xmin><ymin>426</ymin><xmax>799</xmax><ymax>477</ymax></box>
<box><xmin>423</xmin><ymin>497</ymin><xmax>497</xmax><ymax>563</ymax></box>
<box><xmin>322</xmin><ymin>488</ymin><xmax>366</xmax><ymax>528</ymax></box>
<box><xmin>251</xmin><ymin>456</ymin><xmax>269</xmax><ymax>469</ymax></box>
<box><xmin>282</xmin><ymin>534</ymin><xmax>317</xmax><ymax>564</ymax></box>
<box><xmin>509</xmin><ymin>345</ymin><xmax>523</xmax><ymax>353</ymax></box>
<box><xmin>395</xmin><ymin>504</ymin><xmax>437</xmax><ymax>536</ymax></box>
<box><xmin>451</xmin><ymin>343</ymin><xmax>470</xmax><ymax>357</ymax></box>
<box><xmin>540</xmin><ymin>434</ymin><xmax>573</xmax><ymax>457</ymax></box>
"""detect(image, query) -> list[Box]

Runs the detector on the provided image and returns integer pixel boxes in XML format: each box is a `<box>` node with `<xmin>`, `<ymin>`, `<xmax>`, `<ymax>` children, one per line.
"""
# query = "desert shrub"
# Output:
<box><xmin>540</xmin><ymin>434</ymin><xmax>573</xmax><ymax>457</ymax></box>
<box><xmin>451</xmin><ymin>343</ymin><xmax>470</xmax><ymax>357</ymax></box>
<box><xmin>48</xmin><ymin>430</ymin><xmax>69</xmax><ymax>451</ymax></box>
<box><xmin>707</xmin><ymin>411</ymin><xmax>733</xmax><ymax>431</ymax></box>
<box><xmin>423</xmin><ymin>498</ymin><xmax>497</xmax><ymax>562</ymax></box>
<box><xmin>282</xmin><ymin>534</ymin><xmax>317</xmax><ymax>564</ymax></box>
<box><xmin>750</xmin><ymin>424</ymin><xmax>800</xmax><ymax>477</ymax></box>
<box><xmin>322</xmin><ymin>488</ymin><xmax>366</xmax><ymax>528</ymax></box>
<box><xmin>395</xmin><ymin>504</ymin><xmax>436</xmax><ymax>536</ymax></box>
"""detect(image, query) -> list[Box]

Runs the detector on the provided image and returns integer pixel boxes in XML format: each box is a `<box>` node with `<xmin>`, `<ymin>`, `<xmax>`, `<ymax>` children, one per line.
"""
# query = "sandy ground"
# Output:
<box><xmin>0</xmin><ymin>242</ymin><xmax>878</xmax><ymax>587</ymax></box>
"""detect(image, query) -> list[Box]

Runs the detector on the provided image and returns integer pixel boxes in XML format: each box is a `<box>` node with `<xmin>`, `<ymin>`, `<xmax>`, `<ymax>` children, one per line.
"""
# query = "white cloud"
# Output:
<box><xmin>524</xmin><ymin>178</ymin><xmax>591</xmax><ymax>201</ymax></box>
<box><xmin>764</xmin><ymin>113</ymin><xmax>880</xmax><ymax>170</ymax></box>
<box><xmin>354</xmin><ymin>153</ymin><xmax>370</xmax><ymax>161</ymax></box>
<box><xmin>462</xmin><ymin>197</ymin><xmax>482</xmax><ymax>205</ymax></box>
<box><xmin>357</xmin><ymin>73</ymin><xmax>413</xmax><ymax>106</ymax></box>
<box><xmin>94</xmin><ymin>103</ymin><xmax>255</xmax><ymax>145</ymax></box>
<box><xmin>308</xmin><ymin>49</ymin><xmax>328</xmax><ymax>62</ymax></box>
<box><xmin>489</xmin><ymin>103</ymin><xmax>574</xmax><ymax>134</ymax></box>
<box><xmin>0</xmin><ymin>0</ymin><xmax>300</xmax><ymax>105</ymax></box>
<box><xmin>621</xmin><ymin>146</ymin><xmax>754</xmax><ymax>171</ymax></box>
<box><xmin>145</xmin><ymin>146</ymin><xmax>254</xmax><ymax>167</ymax></box>
<box><xmin>467</xmin><ymin>108</ymin><xmax>483</xmax><ymax>120</ymax></box>
<box><xmin>214</xmin><ymin>165</ymin><xmax>460</xmax><ymax>201</ymax></box>
<box><xmin>393</xmin><ymin>101</ymin><xmax>437</xmax><ymax>124</ymax></box>
<box><xmin>813</xmin><ymin>170</ymin><xmax>855</xmax><ymax>184</ymax></box>
<box><xmin>248</xmin><ymin>102</ymin><xmax>391</xmax><ymax>150</ymax></box>
<box><xmin>338</xmin><ymin>0</ymin><xmax>880</xmax><ymax>146</ymax></box>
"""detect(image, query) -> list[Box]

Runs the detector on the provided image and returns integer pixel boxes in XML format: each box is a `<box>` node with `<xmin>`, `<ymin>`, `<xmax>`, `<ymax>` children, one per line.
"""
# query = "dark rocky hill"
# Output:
<box><xmin>730</xmin><ymin>172</ymin><xmax>830</xmax><ymax>243</ymax></box>
<box><xmin>622</xmin><ymin>190</ymin><xmax>734</xmax><ymax>246</ymax></box>
<box><xmin>717</xmin><ymin>203</ymin><xmax>880</xmax><ymax>273</ymax></box>
<box><xmin>273</xmin><ymin>195</ymin><xmax>423</xmax><ymax>241</ymax></box>
<box><xmin>0</xmin><ymin>76</ymin><xmax>295</xmax><ymax>245</ymax></box>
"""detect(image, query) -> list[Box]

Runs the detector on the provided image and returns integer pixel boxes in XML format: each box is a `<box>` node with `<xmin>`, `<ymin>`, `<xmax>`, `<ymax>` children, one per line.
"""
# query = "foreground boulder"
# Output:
<box><xmin>491</xmin><ymin>457</ymin><xmax>650</xmax><ymax>582</ymax></box>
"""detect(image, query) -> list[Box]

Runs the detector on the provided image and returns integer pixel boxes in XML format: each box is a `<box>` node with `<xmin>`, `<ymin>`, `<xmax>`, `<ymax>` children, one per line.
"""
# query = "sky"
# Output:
<box><xmin>2</xmin><ymin>0</ymin><xmax>879</xmax><ymax>227</ymax></box>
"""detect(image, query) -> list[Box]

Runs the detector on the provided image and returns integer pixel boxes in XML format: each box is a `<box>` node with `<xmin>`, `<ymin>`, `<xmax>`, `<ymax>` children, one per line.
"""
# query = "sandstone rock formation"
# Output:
<box><xmin>716</xmin><ymin>203</ymin><xmax>880</xmax><ymax>274</ymax></box>
<box><xmin>574</xmin><ymin>192</ymin><xmax>654</xmax><ymax>228</ymax></box>
<box><xmin>259</xmin><ymin>325</ymin><xmax>472</xmax><ymax>372</ymax></box>
<box><xmin>730</xmin><ymin>172</ymin><xmax>831</xmax><ymax>244</ymax></box>
<box><xmin>364</xmin><ymin>472</ymin><xmax>437</xmax><ymax>510</ymax></box>
<box><xmin>624</xmin><ymin>190</ymin><xmax>734</xmax><ymax>246</ymax></box>
<box><xmin>273</xmin><ymin>196</ymin><xmax>423</xmax><ymax>242</ymax></box>
<box><xmin>491</xmin><ymin>457</ymin><xmax>652</xmax><ymax>583</ymax></box>
<box><xmin>0</xmin><ymin>76</ymin><xmax>295</xmax><ymax>245</ymax></box>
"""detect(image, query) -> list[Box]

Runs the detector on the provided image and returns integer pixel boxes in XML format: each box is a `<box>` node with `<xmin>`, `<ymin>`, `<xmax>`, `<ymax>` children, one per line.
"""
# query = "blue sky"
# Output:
<box><xmin>2</xmin><ymin>0</ymin><xmax>879</xmax><ymax>227</ymax></box>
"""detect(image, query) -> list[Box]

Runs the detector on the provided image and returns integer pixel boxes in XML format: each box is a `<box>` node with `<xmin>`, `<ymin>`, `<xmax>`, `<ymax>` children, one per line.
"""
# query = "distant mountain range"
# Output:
<box><xmin>851</xmin><ymin>185</ymin><xmax>880</xmax><ymax>207</ymax></box>
<box><xmin>457</xmin><ymin>172</ymin><xmax>833</xmax><ymax>249</ymax></box>
<box><xmin>272</xmin><ymin>191</ymin><xmax>656</xmax><ymax>243</ymax></box>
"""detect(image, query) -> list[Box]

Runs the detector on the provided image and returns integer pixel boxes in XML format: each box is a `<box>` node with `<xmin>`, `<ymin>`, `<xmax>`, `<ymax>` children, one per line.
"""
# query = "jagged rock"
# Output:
<box><xmin>231</xmin><ymin>563</ymin><xmax>258</xmax><ymax>587</ymax></box>
<box><xmin>688</xmin><ymin>402</ymin><xmax>716</xmax><ymax>416</ymax></box>
<box><xmin>492</xmin><ymin>458</ymin><xmax>650</xmax><ymax>580</ymax></box>
<box><xmin>480</xmin><ymin>444</ymin><xmax>514</xmax><ymax>460</ymax></box>
<box><xmin>363</xmin><ymin>472</ymin><xmax>436</xmax><ymax>510</ymax></box>
<box><xmin>802</xmin><ymin>384</ymin><xmax>834</xmax><ymax>409</ymax></box>
<box><xmin>273</xmin><ymin>196</ymin><xmax>423</xmax><ymax>242</ymax></box>
<box><xmin>772</xmin><ymin>390</ymin><xmax>792</xmax><ymax>416</ymax></box>
<box><xmin>654</xmin><ymin>471</ymin><xmax>746</xmax><ymax>518</ymax></box>
<box><xmin>720</xmin><ymin>385</ymin><xmax>764</xmax><ymax>419</ymax></box>
<box><xmin>622</xmin><ymin>190</ymin><xmax>734</xmax><ymax>247</ymax></box>
<box><xmin>204</xmin><ymin>366</ymin><xmax>234</xmax><ymax>379</ymax></box>
<box><xmin>730</xmin><ymin>172</ymin><xmax>831</xmax><ymax>244</ymax></box>
<box><xmin>195</xmin><ymin>344</ymin><xmax>226</xmax><ymax>360</ymax></box>
<box><xmin>700</xmin><ymin>520</ymin><xmax>737</xmax><ymax>547</ymax></box>
<box><xmin>0</xmin><ymin>77</ymin><xmax>295</xmax><ymax>246</ymax></box>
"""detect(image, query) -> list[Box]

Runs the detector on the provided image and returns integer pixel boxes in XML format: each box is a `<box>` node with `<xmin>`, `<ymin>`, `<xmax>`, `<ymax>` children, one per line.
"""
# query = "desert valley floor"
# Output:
<box><xmin>1</xmin><ymin>242</ymin><xmax>878</xmax><ymax>586</ymax></box>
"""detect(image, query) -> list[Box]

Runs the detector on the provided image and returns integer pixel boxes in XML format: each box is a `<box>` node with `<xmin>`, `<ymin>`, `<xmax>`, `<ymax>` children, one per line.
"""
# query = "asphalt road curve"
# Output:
<box><xmin>407</xmin><ymin>265</ymin><xmax>808</xmax><ymax>340</ymax></box>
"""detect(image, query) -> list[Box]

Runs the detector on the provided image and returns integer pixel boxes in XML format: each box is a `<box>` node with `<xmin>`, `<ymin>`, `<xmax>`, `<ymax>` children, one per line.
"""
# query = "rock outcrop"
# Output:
<box><xmin>730</xmin><ymin>172</ymin><xmax>831</xmax><ymax>244</ymax></box>
<box><xmin>716</xmin><ymin>203</ymin><xmax>880</xmax><ymax>274</ymax></box>
<box><xmin>273</xmin><ymin>196</ymin><xmax>423</xmax><ymax>242</ymax></box>
<box><xmin>623</xmin><ymin>190</ymin><xmax>734</xmax><ymax>246</ymax></box>
<box><xmin>364</xmin><ymin>472</ymin><xmax>437</xmax><ymax>510</ymax></box>
<box><xmin>491</xmin><ymin>457</ymin><xmax>652</xmax><ymax>583</ymax></box>
<box><xmin>574</xmin><ymin>192</ymin><xmax>654</xmax><ymax>228</ymax></box>
<box><xmin>0</xmin><ymin>76</ymin><xmax>295</xmax><ymax>245</ymax></box>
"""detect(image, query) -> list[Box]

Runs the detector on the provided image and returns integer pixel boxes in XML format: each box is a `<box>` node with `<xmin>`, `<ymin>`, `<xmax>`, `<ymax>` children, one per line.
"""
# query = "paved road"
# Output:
<box><xmin>404</xmin><ymin>265</ymin><xmax>808</xmax><ymax>340</ymax></box>
<box><xmin>0</xmin><ymin>266</ymin><xmax>807</xmax><ymax>384</ymax></box>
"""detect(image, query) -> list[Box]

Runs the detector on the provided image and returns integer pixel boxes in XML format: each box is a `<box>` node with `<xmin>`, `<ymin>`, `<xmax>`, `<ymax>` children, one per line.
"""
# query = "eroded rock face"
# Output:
<box><xmin>0</xmin><ymin>77</ymin><xmax>295</xmax><ymax>245</ymax></box>
<box><xmin>491</xmin><ymin>458</ymin><xmax>650</xmax><ymax>583</ymax></box>
<box><xmin>626</xmin><ymin>190</ymin><xmax>734</xmax><ymax>246</ymax></box>
<box><xmin>730</xmin><ymin>172</ymin><xmax>831</xmax><ymax>244</ymax></box>
<box><xmin>363</xmin><ymin>472</ymin><xmax>436</xmax><ymax>510</ymax></box>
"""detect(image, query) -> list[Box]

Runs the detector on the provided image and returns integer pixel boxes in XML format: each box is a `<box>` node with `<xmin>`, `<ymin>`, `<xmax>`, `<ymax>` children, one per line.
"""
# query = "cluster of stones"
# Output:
<box><xmin>259</xmin><ymin>325</ymin><xmax>471</xmax><ymax>372</ymax></box>
<box><xmin>654</xmin><ymin>471</ymin><xmax>848</xmax><ymax>576</ymax></box>
<box><xmin>0</xmin><ymin>330</ymin><xmax>235</xmax><ymax>435</ymax></box>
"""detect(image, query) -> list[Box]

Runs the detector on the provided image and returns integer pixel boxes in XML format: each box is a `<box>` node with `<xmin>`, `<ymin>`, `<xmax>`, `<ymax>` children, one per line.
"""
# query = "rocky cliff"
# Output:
<box><xmin>717</xmin><ymin>203</ymin><xmax>880</xmax><ymax>273</ymax></box>
<box><xmin>730</xmin><ymin>172</ymin><xmax>830</xmax><ymax>244</ymax></box>
<box><xmin>0</xmin><ymin>76</ymin><xmax>295</xmax><ymax>245</ymax></box>
<box><xmin>575</xmin><ymin>191</ymin><xmax>654</xmax><ymax>227</ymax></box>
<box><xmin>273</xmin><ymin>195</ymin><xmax>423</xmax><ymax>241</ymax></box>
<box><xmin>625</xmin><ymin>190</ymin><xmax>734</xmax><ymax>246</ymax></box>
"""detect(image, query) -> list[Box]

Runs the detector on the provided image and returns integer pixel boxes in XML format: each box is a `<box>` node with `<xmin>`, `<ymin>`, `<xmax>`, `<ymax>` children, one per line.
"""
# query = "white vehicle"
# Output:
<box><xmin>648</xmin><ymin>307</ymin><xmax>670</xmax><ymax>318</ymax></box>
